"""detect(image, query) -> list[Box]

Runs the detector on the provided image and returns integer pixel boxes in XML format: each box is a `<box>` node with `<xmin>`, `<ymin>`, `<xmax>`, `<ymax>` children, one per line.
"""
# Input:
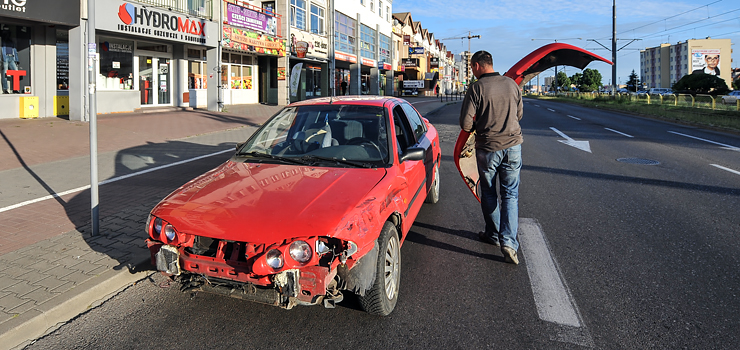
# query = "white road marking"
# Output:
<box><xmin>604</xmin><ymin>128</ymin><xmax>634</xmax><ymax>138</ymax></box>
<box><xmin>711</xmin><ymin>164</ymin><xmax>740</xmax><ymax>176</ymax></box>
<box><xmin>520</xmin><ymin>218</ymin><xmax>583</xmax><ymax>328</ymax></box>
<box><xmin>668</xmin><ymin>131</ymin><xmax>740</xmax><ymax>151</ymax></box>
<box><xmin>547</xmin><ymin>108</ymin><xmax>556</xmax><ymax>112</ymax></box>
<box><xmin>550</xmin><ymin>127</ymin><xmax>592</xmax><ymax>153</ymax></box>
<box><xmin>567</xmin><ymin>115</ymin><xmax>581</xmax><ymax>120</ymax></box>
<box><xmin>535</xmin><ymin>104</ymin><xmax>541</xmax><ymax>107</ymax></box>
<box><xmin>0</xmin><ymin>149</ymin><xmax>233</xmax><ymax>214</ymax></box>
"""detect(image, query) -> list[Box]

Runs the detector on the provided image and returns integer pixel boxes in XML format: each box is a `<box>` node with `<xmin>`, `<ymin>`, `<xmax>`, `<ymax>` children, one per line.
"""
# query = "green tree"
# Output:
<box><xmin>580</xmin><ymin>69</ymin><xmax>603</xmax><ymax>92</ymax></box>
<box><xmin>672</xmin><ymin>73</ymin><xmax>730</xmax><ymax>95</ymax></box>
<box><xmin>733</xmin><ymin>77</ymin><xmax>740</xmax><ymax>90</ymax></box>
<box><xmin>552</xmin><ymin>71</ymin><xmax>571</xmax><ymax>91</ymax></box>
<box><xmin>570</xmin><ymin>73</ymin><xmax>583</xmax><ymax>91</ymax></box>
<box><xmin>626</xmin><ymin>70</ymin><xmax>640</xmax><ymax>92</ymax></box>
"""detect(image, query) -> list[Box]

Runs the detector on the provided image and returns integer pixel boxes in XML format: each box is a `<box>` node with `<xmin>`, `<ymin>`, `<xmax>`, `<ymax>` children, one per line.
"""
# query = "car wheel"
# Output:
<box><xmin>425</xmin><ymin>163</ymin><xmax>440</xmax><ymax>204</ymax></box>
<box><xmin>358</xmin><ymin>222</ymin><xmax>401</xmax><ymax>316</ymax></box>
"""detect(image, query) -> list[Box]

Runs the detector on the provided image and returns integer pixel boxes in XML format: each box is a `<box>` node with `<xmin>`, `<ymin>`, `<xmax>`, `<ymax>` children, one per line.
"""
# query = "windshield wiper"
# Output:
<box><xmin>300</xmin><ymin>155</ymin><xmax>374</xmax><ymax>168</ymax></box>
<box><xmin>238</xmin><ymin>152</ymin><xmax>310</xmax><ymax>165</ymax></box>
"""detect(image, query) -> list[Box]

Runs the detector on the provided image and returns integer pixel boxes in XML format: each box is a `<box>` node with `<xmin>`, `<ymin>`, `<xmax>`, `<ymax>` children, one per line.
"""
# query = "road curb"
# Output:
<box><xmin>0</xmin><ymin>253</ymin><xmax>153</xmax><ymax>350</ymax></box>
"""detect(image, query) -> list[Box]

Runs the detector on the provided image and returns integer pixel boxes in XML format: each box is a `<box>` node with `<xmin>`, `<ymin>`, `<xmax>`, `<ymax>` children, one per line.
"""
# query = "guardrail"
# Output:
<box><xmin>553</xmin><ymin>92</ymin><xmax>739</xmax><ymax>112</ymax></box>
<box><xmin>439</xmin><ymin>91</ymin><xmax>465</xmax><ymax>102</ymax></box>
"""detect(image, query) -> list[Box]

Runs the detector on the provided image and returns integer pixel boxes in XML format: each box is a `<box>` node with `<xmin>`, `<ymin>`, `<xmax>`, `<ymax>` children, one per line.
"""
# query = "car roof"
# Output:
<box><xmin>287</xmin><ymin>96</ymin><xmax>406</xmax><ymax>108</ymax></box>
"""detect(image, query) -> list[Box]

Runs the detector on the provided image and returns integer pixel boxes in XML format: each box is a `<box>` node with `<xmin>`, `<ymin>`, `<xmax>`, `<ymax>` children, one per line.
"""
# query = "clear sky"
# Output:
<box><xmin>392</xmin><ymin>0</ymin><xmax>739</xmax><ymax>87</ymax></box>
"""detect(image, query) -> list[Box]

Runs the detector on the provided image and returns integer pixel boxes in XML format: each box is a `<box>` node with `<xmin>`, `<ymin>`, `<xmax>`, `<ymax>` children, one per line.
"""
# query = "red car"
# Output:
<box><xmin>146</xmin><ymin>96</ymin><xmax>441</xmax><ymax>316</ymax></box>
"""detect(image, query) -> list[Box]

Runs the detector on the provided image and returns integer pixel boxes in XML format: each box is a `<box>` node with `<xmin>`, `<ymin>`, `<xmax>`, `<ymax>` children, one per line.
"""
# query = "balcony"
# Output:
<box><xmin>133</xmin><ymin>0</ymin><xmax>213</xmax><ymax>19</ymax></box>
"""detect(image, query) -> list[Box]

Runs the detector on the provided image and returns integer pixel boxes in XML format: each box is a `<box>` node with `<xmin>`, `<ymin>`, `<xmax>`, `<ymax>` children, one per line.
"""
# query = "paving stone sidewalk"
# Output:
<box><xmin>0</xmin><ymin>98</ymin><xmax>460</xmax><ymax>350</ymax></box>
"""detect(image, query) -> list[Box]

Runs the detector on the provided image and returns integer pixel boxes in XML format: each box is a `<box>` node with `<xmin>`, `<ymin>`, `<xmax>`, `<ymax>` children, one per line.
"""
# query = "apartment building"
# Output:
<box><xmin>640</xmin><ymin>38</ymin><xmax>732</xmax><ymax>89</ymax></box>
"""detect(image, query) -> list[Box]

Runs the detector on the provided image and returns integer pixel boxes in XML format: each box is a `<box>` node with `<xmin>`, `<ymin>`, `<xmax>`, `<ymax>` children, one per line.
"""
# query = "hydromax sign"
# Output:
<box><xmin>0</xmin><ymin>0</ymin><xmax>79</xmax><ymax>25</ymax></box>
<box><xmin>97</xmin><ymin>1</ymin><xmax>216</xmax><ymax>47</ymax></box>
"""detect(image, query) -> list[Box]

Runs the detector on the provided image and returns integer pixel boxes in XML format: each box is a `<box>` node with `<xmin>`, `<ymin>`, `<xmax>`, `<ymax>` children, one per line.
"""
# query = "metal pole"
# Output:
<box><xmin>612</xmin><ymin>0</ymin><xmax>617</xmax><ymax>96</ymax></box>
<box><xmin>87</xmin><ymin>0</ymin><xmax>99</xmax><ymax>236</ymax></box>
<box><xmin>217</xmin><ymin>2</ymin><xmax>223</xmax><ymax>111</ymax></box>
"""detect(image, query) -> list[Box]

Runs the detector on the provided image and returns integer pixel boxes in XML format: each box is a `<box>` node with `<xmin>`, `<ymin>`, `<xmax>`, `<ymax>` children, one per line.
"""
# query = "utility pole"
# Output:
<box><xmin>87</xmin><ymin>0</ymin><xmax>99</xmax><ymax>236</ymax></box>
<box><xmin>612</xmin><ymin>0</ymin><xmax>617</xmax><ymax>95</ymax></box>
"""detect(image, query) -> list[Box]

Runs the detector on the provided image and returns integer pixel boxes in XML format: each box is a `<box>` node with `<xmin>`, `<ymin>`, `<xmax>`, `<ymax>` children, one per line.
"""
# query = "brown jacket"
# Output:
<box><xmin>459</xmin><ymin>73</ymin><xmax>523</xmax><ymax>152</ymax></box>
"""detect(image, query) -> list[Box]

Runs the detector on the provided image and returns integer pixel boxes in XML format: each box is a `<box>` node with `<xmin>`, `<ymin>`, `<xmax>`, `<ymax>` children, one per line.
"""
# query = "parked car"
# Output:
<box><xmin>632</xmin><ymin>90</ymin><xmax>648</xmax><ymax>96</ymax></box>
<box><xmin>145</xmin><ymin>96</ymin><xmax>441</xmax><ymax>316</ymax></box>
<box><xmin>649</xmin><ymin>88</ymin><xmax>674</xmax><ymax>96</ymax></box>
<box><xmin>721</xmin><ymin>91</ymin><xmax>740</xmax><ymax>104</ymax></box>
<box><xmin>616</xmin><ymin>88</ymin><xmax>630</xmax><ymax>94</ymax></box>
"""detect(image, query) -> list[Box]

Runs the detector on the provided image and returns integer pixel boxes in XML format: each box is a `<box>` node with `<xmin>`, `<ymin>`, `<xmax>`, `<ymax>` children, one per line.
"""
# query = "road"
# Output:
<box><xmin>25</xmin><ymin>98</ymin><xmax>740</xmax><ymax>349</ymax></box>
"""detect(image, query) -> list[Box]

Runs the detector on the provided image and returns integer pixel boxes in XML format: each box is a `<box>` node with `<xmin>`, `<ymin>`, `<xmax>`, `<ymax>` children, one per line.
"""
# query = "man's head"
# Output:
<box><xmin>705</xmin><ymin>55</ymin><xmax>719</xmax><ymax>70</ymax></box>
<box><xmin>470</xmin><ymin>50</ymin><xmax>494</xmax><ymax>79</ymax></box>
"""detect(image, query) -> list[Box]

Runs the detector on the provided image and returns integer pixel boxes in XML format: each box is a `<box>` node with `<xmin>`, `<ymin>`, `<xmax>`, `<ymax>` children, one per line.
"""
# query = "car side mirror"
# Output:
<box><xmin>235</xmin><ymin>142</ymin><xmax>246</xmax><ymax>152</ymax></box>
<box><xmin>400</xmin><ymin>147</ymin><xmax>425</xmax><ymax>162</ymax></box>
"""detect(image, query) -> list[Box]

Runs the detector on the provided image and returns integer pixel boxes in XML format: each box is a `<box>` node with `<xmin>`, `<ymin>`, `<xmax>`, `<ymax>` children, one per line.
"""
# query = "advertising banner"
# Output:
<box><xmin>222</xmin><ymin>27</ymin><xmax>286</xmax><ymax>56</ymax></box>
<box><xmin>335</xmin><ymin>50</ymin><xmax>357</xmax><ymax>63</ymax></box>
<box><xmin>0</xmin><ymin>0</ymin><xmax>79</xmax><ymax>26</ymax></box>
<box><xmin>403</xmin><ymin>35</ymin><xmax>410</xmax><ymax>45</ymax></box>
<box><xmin>402</xmin><ymin>58</ymin><xmax>418</xmax><ymax>67</ymax></box>
<box><xmin>691</xmin><ymin>49</ymin><xmax>721</xmax><ymax>76</ymax></box>
<box><xmin>290</xmin><ymin>63</ymin><xmax>303</xmax><ymax>97</ymax></box>
<box><xmin>403</xmin><ymin>80</ymin><xmax>424</xmax><ymax>88</ymax></box>
<box><xmin>361</xmin><ymin>58</ymin><xmax>376</xmax><ymax>68</ymax></box>
<box><xmin>225</xmin><ymin>2</ymin><xmax>277</xmax><ymax>36</ymax></box>
<box><xmin>290</xmin><ymin>32</ymin><xmax>329</xmax><ymax>60</ymax></box>
<box><xmin>430</xmin><ymin>57</ymin><xmax>439</xmax><ymax>67</ymax></box>
<box><xmin>409</xmin><ymin>47</ymin><xmax>424</xmax><ymax>55</ymax></box>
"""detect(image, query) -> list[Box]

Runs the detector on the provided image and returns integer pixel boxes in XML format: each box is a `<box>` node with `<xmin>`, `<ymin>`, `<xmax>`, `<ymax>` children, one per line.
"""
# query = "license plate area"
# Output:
<box><xmin>156</xmin><ymin>245</ymin><xmax>181</xmax><ymax>275</ymax></box>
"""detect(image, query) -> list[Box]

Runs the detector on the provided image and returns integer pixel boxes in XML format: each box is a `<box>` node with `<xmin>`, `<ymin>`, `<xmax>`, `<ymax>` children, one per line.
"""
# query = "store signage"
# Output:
<box><xmin>225</xmin><ymin>2</ymin><xmax>277</xmax><ymax>36</ymax></box>
<box><xmin>403</xmin><ymin>80</ymin><xmax>424</xmax><ymax>88</ymax></box>
<box><xmin>403</xmin><ymin>35</ymin><xmax>410</xmax><ymax>45</ymax></box>
<box><xmin>430</xmin><ymin>57</ymin><xmax>439</xmax><ymax>67</ymax></box>
<box><xmin>222</xmin><ymin>27</ymin><xmax>286</xmax><ymax>56</ymax></box>
<box><xmin>402</xmin><ymin>58</ymin><xmax>418</xmax><ymax>67</ymax></box>
<box><xmin>290</xmin><ymin>32</ymin><xmax>329</xmax><ymax>60</ymax></box>
<box><xmin>294</xmin><ymin>41</ymin><xmax>309</xmax><ymax>58</ymax></box>
<box><xmin>381</xmin><ymin>62</ymin><xmax>392</xmax><ymax>70</ymax></box>
<box><xmin>361</xmin><ymin>58</ymin><xmax>376</xmax><ymax>68</ymax></box>
<box><xmin>0</xmin><ymin>0</ymin><xmax>79</xmax><ymax>25</ymax></box>
<box><xmin>335</xmin><ymin>50</ymin><xmax>357</xmax><ymax>63</ymax></box>
<box><xmin>409</xmin><ymin>47</ymin><xmax>424</xmax><ymax>55</ymax></box>
<box><xmin>95</xmin><ymin>1</ymin><xmax>216</xmax><ymax>46</ymax></box>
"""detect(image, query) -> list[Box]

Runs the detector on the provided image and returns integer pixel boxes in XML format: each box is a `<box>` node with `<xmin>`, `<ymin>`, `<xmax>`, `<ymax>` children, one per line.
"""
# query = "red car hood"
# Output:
<box><xmin>152</xmin><ymin>160</ymin><xmax>387</xmax><ymax>243</ymax></box>
<box><xmin>504</xmin><ymin>43</ymin><xmax>613</xmax><ymax>87</ymax></box>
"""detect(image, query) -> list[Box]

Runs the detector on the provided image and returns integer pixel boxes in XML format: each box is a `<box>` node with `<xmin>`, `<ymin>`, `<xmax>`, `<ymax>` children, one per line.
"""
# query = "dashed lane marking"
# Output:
<box><xmin>668</xmin><ymin>131</ymin><xmax>740</xmax><ymax>151</ymax></box>
<box><xmin>604</xmin><ymin>128</ymin><xmax>634</xmax><ymax>138</ymax></box>
<box><xmin>711</xmin><ymin>164</ymin><xmax>740</xmax><ymax>176</ymax></box>
<box><xmin>567</xmin><ymin>115</ymin><xmax>581</xmax><ymax>120</ymax></box>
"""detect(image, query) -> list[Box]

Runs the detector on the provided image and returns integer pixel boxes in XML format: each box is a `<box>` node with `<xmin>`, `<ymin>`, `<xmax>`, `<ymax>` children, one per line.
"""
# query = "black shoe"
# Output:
<box><xmin>478</xmin><ymin>231</ymin><xmax>500</xmax><ymax>246</ymax></box>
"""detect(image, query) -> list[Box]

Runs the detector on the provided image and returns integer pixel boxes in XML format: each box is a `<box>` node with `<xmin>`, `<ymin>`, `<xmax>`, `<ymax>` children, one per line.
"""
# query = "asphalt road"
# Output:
<box><xmin>25</xmin><ymin>98</ymin><xmax>740</xmax><ymax>349</ymax></box>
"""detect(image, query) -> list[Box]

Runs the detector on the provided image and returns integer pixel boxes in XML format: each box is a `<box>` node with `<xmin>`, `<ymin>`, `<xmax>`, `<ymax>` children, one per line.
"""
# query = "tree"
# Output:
<box><xmin>672</xmin><ymin>73</ymin><xmax>730</xmax><ymax>95</ymax></box>
<box><xmin>570</xmin><ymin>73</ymin><xmax>583</xmax><ymax>91</ymax></box>
<box><xmin>733</xmin><ymin>77</ymin><xmax>740</xmax><ymax>90</ymax></box>
<box><xmin>626</xmin><ymin>70</ymin><xmax>640</xmax><ymax>92</ymax></box>
<box><xmin>575</xmin><ymin>69</ymin><xmax>602</xmax><ymax>92</ymax></box>
<box><xmin>552</xmin><ymin>71</ymin><xmax>570</xmax><ymax>91</ymax></box>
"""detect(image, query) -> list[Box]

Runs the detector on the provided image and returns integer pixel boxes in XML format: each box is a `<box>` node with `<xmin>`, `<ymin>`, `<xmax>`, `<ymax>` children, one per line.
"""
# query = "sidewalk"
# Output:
<box><xmin>0</xmin><ymin>97</ymin><xmax>459</xmax><ymax>350</ymax></box>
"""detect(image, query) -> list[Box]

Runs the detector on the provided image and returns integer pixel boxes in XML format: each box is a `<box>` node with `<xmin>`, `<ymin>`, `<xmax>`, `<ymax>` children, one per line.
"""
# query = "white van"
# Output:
<box><xmin>649</xmin><ymin>88</ymin><xmax>673</xmax><ymax>96</ymax></box>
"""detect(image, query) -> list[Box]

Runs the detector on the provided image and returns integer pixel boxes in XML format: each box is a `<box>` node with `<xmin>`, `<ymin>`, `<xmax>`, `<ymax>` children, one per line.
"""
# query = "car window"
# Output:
<box><xmin>401</xmin><ymin>103</ymin><xmax>426</xmax><ymax>142</ymax></box>
<box><xmin>393</xmin><ymin>105</ymin><xmax>415</xmax><ymax>155</ymax></box>
<box><xmin>240</xmin><ymin>104</ymin><xmax>390</xmax><ymax>166</ymax></box>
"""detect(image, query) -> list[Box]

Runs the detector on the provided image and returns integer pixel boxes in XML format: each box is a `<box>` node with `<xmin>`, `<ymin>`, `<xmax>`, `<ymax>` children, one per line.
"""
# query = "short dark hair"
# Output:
<box><xmin>471</xmin><ymin>50</ymin><xmax>493</xmax><ymax>67</ymax></box>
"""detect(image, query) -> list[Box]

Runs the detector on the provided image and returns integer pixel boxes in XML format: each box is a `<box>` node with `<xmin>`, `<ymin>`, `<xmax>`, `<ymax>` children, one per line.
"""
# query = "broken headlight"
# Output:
<box><xmin>289</xmin><ymin>240</ymin><xmax>312</xmax><ymax>263</ymax></box>
<box><xmin>266</xmin><ymin>249</ymin><xmax>284</xmax><ymax>269</ymax></box>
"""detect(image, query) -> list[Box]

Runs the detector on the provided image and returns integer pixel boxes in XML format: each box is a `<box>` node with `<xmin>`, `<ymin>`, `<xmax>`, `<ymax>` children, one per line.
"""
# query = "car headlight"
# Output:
<box><xmin>289</xmin><ymin>240</ymin><xmax>312</xmax><ymax>263</ymax></box>
<box><xmin>266</xmin><ymin>249</ymin><xmax>284</xmax><ymax>269</ymax></box>
<box><xmin>154</xmin><ymin>218</ymin><xmax>163</xmax><ymax>235</ymax></box>
<box><xmin>164</xmin><ymin>224</ymin><xmax>176</xmax><ymax>241</ymax></box>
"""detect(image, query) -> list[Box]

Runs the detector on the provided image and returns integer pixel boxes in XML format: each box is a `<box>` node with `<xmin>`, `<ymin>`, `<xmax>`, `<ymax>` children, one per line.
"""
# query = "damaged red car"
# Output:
<box><xmin>146</xmin><ymin>96</ymin><xmax>440</xmax><ymax>316</ymax></box>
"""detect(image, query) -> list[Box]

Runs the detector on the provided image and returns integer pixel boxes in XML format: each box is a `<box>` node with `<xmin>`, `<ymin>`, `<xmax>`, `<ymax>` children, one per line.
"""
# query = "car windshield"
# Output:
<box><xmin>238</xmin><ymin>104</ymin><xmax>390</xmax><ymax>167</ymax></box>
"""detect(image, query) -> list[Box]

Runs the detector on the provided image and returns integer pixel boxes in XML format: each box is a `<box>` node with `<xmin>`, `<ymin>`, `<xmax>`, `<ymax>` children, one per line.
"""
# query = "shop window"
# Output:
<box><xmin>334</xmin><ymin>11</ymin><xmax>356</xmax><ymax>54</ymax></box>
<box><xmin>137</xmin><ymin>42</ymin><xmax>169</xmax><ymax>53</ymax></box>
<box><xmin>98</xmin><ymin>38</ymin><xmax>134</xmax><ymax>90</ymax></box>
<box><xmin>56</xmin><ymin>30</ymin><xmax>69</xmax><ymax>90</ymax></box>
<box><xmin>1</xmin><ymin>24</ymin><xmax>32</xmax><ymax>94</ymax></box>
<box><xmin>360</xmin><ymin>24</ymin><xmax>376</xmax><ymax>60</ymax></box>
<box><xmin>230</xmin><ymin>65</ymin><xmax>253</xmax><ymax>89</ymax></box>
<box><xmin>231</xmin><ymin>54</ymin><xmax>241</xmax><ymax>64</ymax></box>
<box><xmin>188</xmin><ymin>48</ymin><xmax>205</xmax><ymax>60</ymax></box>
<box><xmin>188</xmin><ymin>61</ymin><xmax>207</xmax><ymax>89</ymax></box>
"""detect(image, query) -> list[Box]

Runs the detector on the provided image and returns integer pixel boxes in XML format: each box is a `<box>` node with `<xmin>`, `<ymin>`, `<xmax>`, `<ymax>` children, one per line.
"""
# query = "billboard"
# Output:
<box><xmin>691</xmin><ymin>49</ymin><xmax>721</xmax><ymax>76</ymax></box>
<box><xmin>225</xmin><ymin>2</ymin><xmax>277</xmax><ymax>36</ymax></box>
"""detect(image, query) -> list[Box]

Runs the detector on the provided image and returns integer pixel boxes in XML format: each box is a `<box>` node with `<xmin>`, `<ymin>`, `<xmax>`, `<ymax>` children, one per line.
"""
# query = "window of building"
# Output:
<box><xmin>379</xmin><ymin>1</ymin><xmax>383</xmax><ymax>17</ymax></box>
<box><xmin>290</xmin><ymin>0</ymin><xmax>307</xmax><ymax>31</ymax></box>
<box><xmin>379</xmin><ymin>34</ymin><xmax>391</xmax><ymax>65</ymax></box>
<box><xmin>335</xmin><ymin>11</ymin><xmax>356</xmax><ymax>54</ymax></box>
<box><xmin>98</xmin><ymin>37</ymin><xmax>134</xmax><ymax>90</ymax></box>
<box><xmin>370</xmin><ymin>0</ymin><xmax>374</xmax><ymax>12</ymax></box>
<box><xmin>223</xmin><ymin>52</ymin><xmax>254</xmax><ymax>90</ymax></box>
<box><xmin>360</xmin><ymin>24</ymin><xmax>376</xmax><ymax>60</ymax></box>
<box><xmin>187</xmin><ymin>48</ymin><xmax>207</xmax><ymax>89</ymax></box>
<box><xmin>187</xmin><ymin>0</ymin><xmax>206</xmax><ymax>17</ymax></box>
<box><xmin>1</xmin><ymin>24</ymin><xmax>32</xmax><ymax>94</ymax></box>
<box><xmin>310</xmin><ymin>4</ymin><xmax>325</xmax><ymax>35</ymax></box>
<box><xmin>386</xmin><ymin>6</ymin><xmax>390</xmax><ymax>21</ymax></box>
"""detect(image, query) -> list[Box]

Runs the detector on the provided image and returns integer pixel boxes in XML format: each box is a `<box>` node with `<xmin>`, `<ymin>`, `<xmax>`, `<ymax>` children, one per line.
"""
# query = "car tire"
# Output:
<box><xmin>425</xmin><ymin>163</ymin><xmax>440</xmax><ymax>204</ymax></box>
<box><xmin>358</xmin><ymin>222</ymin><xmax>401</xmax><ymax>316</ymax></box>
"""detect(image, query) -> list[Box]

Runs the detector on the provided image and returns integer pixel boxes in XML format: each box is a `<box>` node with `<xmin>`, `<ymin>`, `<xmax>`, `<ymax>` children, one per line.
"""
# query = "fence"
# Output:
<box><xmin>555</xmin><ymin>92</ymin><xmax>740</xmax><ymax>112</ymax></box>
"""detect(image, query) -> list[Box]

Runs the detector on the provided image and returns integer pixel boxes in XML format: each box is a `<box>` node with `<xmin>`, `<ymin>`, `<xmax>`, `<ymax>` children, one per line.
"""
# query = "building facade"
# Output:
<box><xmin>640</xmin><ymin>38</ymin><xmax>732</xmax><ymax>89</ymax></box>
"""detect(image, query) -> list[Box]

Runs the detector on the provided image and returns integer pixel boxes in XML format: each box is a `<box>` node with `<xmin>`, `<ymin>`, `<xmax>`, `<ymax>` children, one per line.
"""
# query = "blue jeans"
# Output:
<box><xmin>476</xmin><ymin>144</ymin><xmax>522</xmax><ymax>250</ymax></box>
<box><xmin>2</xmin><ymin>55</ymin><xmax>18</xmax><ymax>92</ymax></box>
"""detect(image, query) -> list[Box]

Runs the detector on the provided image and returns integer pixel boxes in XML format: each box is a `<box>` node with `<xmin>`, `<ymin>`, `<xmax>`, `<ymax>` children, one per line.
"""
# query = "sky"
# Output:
<box><xmin>392</xmin><ymin>0</ymin><xmax>740</xmax><ymax>87</ymax></box>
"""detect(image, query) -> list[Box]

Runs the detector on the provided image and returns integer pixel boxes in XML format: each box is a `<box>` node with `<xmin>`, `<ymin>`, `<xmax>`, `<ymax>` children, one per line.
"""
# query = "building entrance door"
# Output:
<box><xmin>139</xmin><ymin>56</ymin><xmax>172</xmax><ymax>105</ymax></box>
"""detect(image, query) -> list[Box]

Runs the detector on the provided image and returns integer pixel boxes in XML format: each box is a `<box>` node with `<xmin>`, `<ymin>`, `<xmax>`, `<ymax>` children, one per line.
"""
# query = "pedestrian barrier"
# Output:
<box><xmin>553</xmin><ymin>92</ymin><xmax>739</xmax><ymax>112</ymax></box>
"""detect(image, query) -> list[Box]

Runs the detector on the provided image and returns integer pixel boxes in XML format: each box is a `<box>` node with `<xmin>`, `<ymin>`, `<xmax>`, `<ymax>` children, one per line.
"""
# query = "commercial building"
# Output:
<box><xmin>640</xmin><ymin>38</ymin><xmax>732</xmax><ymax>89</ymax></box>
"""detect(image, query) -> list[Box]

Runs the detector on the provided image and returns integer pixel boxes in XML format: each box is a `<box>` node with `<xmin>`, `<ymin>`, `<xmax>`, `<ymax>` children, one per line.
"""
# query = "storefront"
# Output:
<box><xmin>87</xmin><ymin>0</ymin><xmax>218</xmax><ymax>115</ymax></box>
<box><xmin>288</xmin><ymin>31</ymin><xmax>329</xmax><ymax>102</ymax></box>
<box><xmin>0</xmin><ymin>0</ymin><xmax>79</xmax><ymax>119</ymax></box>
<box><xmin>222</xmin><ymin>2</ymin><xmax>285</xmax><ymax>105</ymax></box>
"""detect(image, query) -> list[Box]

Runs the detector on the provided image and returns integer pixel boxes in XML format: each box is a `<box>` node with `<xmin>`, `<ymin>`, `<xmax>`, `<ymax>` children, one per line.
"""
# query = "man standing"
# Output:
<box><xmin>460</xmin><ymin>50</ymin><xmax>523</xmax><ymax>264</ymax></box>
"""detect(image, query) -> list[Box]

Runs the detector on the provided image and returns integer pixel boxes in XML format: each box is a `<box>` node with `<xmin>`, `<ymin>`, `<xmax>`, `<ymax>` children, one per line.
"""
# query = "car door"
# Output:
<box><xmin>401</xmin><ymin>102</ymin><xmax>436</xmax><ymax>192</ymax></box>
<box><xmin>391</xmin><ymin>103</ymin><xmax>427</xmax><ymax>229</ymax></box>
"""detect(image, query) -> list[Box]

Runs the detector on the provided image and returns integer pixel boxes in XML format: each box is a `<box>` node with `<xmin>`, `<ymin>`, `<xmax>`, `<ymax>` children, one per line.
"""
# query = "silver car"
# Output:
<box><xmin>721</xmin><ymin>91</ymin><xmax>740</xmax><ymax>104</ymax></box>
